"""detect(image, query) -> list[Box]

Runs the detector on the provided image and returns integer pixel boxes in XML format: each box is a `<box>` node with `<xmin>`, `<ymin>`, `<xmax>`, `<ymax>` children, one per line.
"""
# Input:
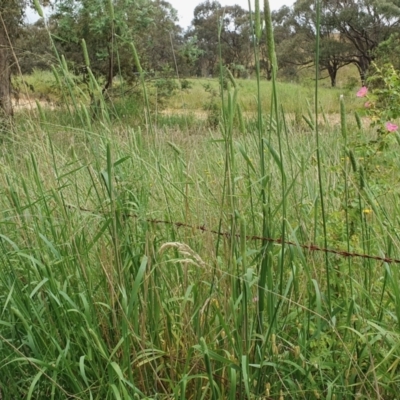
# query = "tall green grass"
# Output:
<box><xmin>2</xmin><ymin>1</ymin><xmax>400</xmax><ymax>399</ymax></box>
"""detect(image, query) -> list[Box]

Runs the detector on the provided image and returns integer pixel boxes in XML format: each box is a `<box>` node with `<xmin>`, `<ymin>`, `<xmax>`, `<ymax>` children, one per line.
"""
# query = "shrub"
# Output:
<box><xmin>356</xmin><ymin>63</ymin><xmax>400</xmax><ymax>137</ymax></box>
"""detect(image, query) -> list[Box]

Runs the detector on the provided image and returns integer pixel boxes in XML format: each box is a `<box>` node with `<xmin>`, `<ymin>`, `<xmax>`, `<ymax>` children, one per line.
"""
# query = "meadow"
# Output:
<box><xmin>2</xmin><ymin>58</ymin><xmax>400</xmax><ymax>400</ymax></box>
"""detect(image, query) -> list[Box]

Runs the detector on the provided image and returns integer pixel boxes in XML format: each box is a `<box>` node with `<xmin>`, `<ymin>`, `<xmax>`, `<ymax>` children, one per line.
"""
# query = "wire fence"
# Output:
<box><xmin>67</xmin><ymin>204</ymin><xmax>400</xmax><ymax>265</ymax></box>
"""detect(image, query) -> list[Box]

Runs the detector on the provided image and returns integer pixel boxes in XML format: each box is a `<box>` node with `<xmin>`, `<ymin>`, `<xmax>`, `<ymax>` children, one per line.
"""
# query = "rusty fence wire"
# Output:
<box><xmin>67</xmin><ymin>204</ymin><xmax>400</xmax><ymax>265</ymax></box>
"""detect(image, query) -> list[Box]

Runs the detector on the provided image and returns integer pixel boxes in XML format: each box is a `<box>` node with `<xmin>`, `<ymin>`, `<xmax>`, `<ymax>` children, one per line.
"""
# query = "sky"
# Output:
<box><xmin>25</xmin><ymin>0</ymin><xmax>294</xmax><ymax>27</ymax></box>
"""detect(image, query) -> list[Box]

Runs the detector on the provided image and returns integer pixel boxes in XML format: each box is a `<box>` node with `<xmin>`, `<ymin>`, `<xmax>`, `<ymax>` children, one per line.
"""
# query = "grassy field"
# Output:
<box><xmin>13</xmin><ymin>65</ymin><xmax>361</xmax><ymax>112</ymax></box>
<box><xmin>3</xmin><ymin>57</ymin><xmax>400</xmax><ymax>399</ymax></box>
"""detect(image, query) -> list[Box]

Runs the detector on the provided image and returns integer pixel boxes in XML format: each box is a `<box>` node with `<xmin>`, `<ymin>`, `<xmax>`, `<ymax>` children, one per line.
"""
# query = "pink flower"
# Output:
<box><xmin>386</xmin><ymin>122</ymin><xmax>398</xmax><ymax>132</ymax></box>
<box><xmin>357</xmin><ymin>87</ymin><xmax>368</xmax><ymax>97</ymax></box>
<box><xmin>364</xmin><ymin>101</ymin><xmax>371</xmax><ymax>108</ymax></box>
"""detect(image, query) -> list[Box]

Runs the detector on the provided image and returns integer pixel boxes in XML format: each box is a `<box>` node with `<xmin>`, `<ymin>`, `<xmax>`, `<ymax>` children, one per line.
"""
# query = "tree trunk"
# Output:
<box><xmin>200</xmin><ymin>59</ymin><xmax>208</xmax><ymax>77</ymax></box>
<box><xmin>355</xmin><ymin>56</ymin><xmax>370</xmax><ymax>87</ymax></box>
<box><xmin>327</xmin><ymin>64</ymin><xmax>337</xmax><ymax>87</ymax></box>
<box><xmin>0</xmin><ymin>22</ymin><xmax>13</xmax><ymax>119</ymax></box>
<box><xmin>103</xmin><ymin>42</ymin><xmax>114</xmax><ymax>94</ymax></box>
<box><xmin>265</xmin><ymin>60</ymin><xmax>272</xmax><ymax>81</ymax></box>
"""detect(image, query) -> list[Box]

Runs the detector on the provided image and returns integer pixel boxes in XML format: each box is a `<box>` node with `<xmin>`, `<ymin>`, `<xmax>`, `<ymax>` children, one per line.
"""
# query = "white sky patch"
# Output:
<box><xmin>25</xmin><ymin>6</ymin><xmax>50</xmax><ymax>23</ymax></box>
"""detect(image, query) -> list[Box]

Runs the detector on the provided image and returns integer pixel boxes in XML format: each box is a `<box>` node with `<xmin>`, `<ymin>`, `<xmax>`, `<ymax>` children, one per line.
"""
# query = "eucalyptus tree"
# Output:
<box><xmin>142</xmin><ymin>0</ymin><xmax>183</xmax><ymax>74</ymax></box>
<box><xmin>52</xmin><ymin>0</ymin><xmax>183</xmax><ymax>90</ymax></box>
<box><xmin>374</xmin><ymin>32</ymin><xmax>400</xmax><ymax>70</ymax></box>
<box><xmin>188</xmin><ymin>0</ymin><xmax>222</xmax><ymax>77</ymax></box>
<box><xmin>219</xmin><ymin>4</ymin><xmax>253</xmax><ymax>76</ymax></box>
<box><xmin>14</xmin><ymin>19</ymin><xmax>53</xmax><ymax>74</ymax></box>
<box><xmin>52</xmin><ymin>0</ymin><xmax>154</xmax><ymax>90</ymax></box>
<box><xmin>274</xmin><ymin>0</ymin><xmax>400</xmax><ymax>86</ymax></box>
<box><xmin>188</xmin><ymin>1</ymin><xmax>253</xmax><ymax>77</ymax></box>
<box><xmin>323</xmin><ymin>0</ymin><xmax>400</xmax><ymax>85</ymax></box>
<box><xmin>274</xmin><ymin>0</ymin><xmax>354</xmax><ymax>86</ymax></box>
<box><xmin>0</xmin><ymin>0</ymin><xmax>28</xmax><ymax>117</ymax></box>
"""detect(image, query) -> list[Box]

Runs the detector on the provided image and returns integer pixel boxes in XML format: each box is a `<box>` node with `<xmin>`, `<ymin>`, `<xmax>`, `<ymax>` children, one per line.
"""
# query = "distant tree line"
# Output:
<box><xmin>1</xmin><ymin>0</ymin><xmax>400</xmax><ymax>117</ymax></box>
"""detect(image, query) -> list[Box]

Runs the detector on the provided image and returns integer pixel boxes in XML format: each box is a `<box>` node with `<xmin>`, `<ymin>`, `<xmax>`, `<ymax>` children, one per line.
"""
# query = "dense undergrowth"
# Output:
<box><xmin>2</xmin><ymin>80</ymin><xmax>400</xmax><ymax>399</ymax></box>
<box><xmin>2</xmin><ymin>3</ymin><xmax>400</xmax><ymax>400</ymax></box>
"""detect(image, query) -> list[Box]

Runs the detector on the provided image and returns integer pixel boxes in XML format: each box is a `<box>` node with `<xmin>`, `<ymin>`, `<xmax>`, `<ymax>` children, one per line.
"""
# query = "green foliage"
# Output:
<box><xmin>374</xmin><ymin>33</ymin><xmax>400</xmax><ymax>70</ymax></box>
<box><xmin>201</xmin><ymin>82</ymin><xmax>220</xmax><ymax>128</ymax></box>
<box><xmin>188</xmin><ymin>1</ymin><xmax>254</xmax><ymax>77</ymax></box>
<box><xmin>344</xmin><ymin>76</ymin><xmax>359</xmax><ymax>91</ymax></box>
<box><xmin>230</xmin><ymin>63</ymin><xmax>249</xmax><ymax>79</ymax></box>
<box><xmin>180</xmin><ymin>79</ymin><xmax>193</xmax><ymax>91</ymax></box>
<box><xmin>154</xmin><ymin>78</ymin><xmax>179</xmax><ymax>102</ymax></box>
<box><xmin>180</xmin><ymin>35</ymin><xmax>204</xmax><ymax>72</ymax></box>
<box><xmin>4</xmin><ymin>86</ymin><xmax>400</xmax><ymax>397</ymax></box>
<box><xmin>51</xmin><ymin>0</ymin><xmax>183</xmax><ymax>87</ymax></box>
<box><xmin>14</xmin><ymin>20</ymin><xmax>53</xmax><ymax>74</ymax></box>
<box><xmin>368</xmin><ymin>64</ymin><xmax>400</xmax><ymax>122</ymax></box>
<box><xmin>350</xmin><ymin>63</ymin><xmax>400</xmax><ymax>191</ymax></box>
<box><xmin>0</xmin><ymin>0</ymin><xmax>25</xmax><ymax>36</ymax></box>
<box><xmin>274</xmin><ymin>0</ymin><xmax>400</xmax><ymax>86</ymax></box>
<box><xmin>153</xmin><ymin>66</ymin><xmax>180</xmax><ymax>105</ymax></box>
<box><xmin>5</xmin><ymin>2</ymin><xmax>400</xmax><ymax>398</ymax></box>
<box><xmin>358</xmin><ymin>63</ymin><xmax>400</xmax><ymax>138</ymax></box>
